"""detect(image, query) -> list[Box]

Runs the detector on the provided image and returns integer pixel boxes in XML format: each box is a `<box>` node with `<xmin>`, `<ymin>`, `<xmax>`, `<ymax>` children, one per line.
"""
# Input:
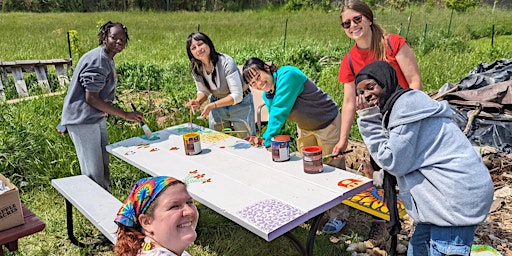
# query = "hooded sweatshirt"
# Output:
<box><xmin>357</xmin><ymin>89</ymin><xmax>494</xmax><ymax>226</ymax></box>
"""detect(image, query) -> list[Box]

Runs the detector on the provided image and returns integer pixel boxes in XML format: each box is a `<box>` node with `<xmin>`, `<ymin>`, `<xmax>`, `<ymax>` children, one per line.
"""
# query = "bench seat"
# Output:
<box><xmin>51</xmin><ymin>175</ymin><xmax>122</xmax><ymax>245</ymax></box>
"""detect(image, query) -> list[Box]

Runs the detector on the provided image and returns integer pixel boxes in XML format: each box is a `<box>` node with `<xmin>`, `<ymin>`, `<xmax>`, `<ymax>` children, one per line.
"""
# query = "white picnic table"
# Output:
<box><xmin>106</xmin><ymin>123</ymin><xmax>372</xmax><ymax>255</ymax></box>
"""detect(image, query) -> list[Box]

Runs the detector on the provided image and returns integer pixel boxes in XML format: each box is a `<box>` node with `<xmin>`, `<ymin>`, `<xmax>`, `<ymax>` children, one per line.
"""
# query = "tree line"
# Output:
<box><xmin>0</xmin><ymin>0</ymin><xmax>508</xmax><ymax>13</ymax></box>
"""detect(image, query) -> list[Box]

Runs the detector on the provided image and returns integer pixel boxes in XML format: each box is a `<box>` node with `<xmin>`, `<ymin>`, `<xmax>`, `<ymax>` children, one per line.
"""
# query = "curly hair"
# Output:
<box><xmin>114</xmin><ymin>225</ymin><xmax>145</xmax><ymax>256</ymax></box>
<box><xmin>98</xmin><ymin>21</ymin><xmax>129</xmax><ymax>46</ymax></box>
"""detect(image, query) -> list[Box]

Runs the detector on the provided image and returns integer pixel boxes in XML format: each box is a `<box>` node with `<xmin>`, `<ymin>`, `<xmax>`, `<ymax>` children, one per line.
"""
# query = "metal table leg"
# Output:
<box><xmin>284</xmin><ymin>212</ymin><xmax>324</xmax><ymax>256</ymax></box>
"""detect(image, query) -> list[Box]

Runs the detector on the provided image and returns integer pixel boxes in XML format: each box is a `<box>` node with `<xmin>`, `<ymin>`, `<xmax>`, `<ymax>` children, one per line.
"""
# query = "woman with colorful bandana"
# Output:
<box><xmin>114</xmin><ymin>176</ymin><xmax>199</xmax><ymax>256</ymax></box>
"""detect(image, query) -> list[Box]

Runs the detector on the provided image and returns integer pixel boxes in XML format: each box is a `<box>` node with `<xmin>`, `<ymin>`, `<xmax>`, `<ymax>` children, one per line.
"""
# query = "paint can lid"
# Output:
<box><xmin>303</xmin><ymin>145</ymin><xmax>322</xmax><ymax>153</ymax></box>
<box><xmin>272</xmin><ymin>135</ymin><xmax>290</xmax><ymax>141</ymax></box>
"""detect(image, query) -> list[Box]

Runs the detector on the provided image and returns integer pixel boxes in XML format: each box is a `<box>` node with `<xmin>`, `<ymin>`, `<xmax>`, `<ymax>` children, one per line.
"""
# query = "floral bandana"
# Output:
<box><xmin>115</xmin><ymin>176</ymin><xmax>179</xmax><ymax>228</ymax></box>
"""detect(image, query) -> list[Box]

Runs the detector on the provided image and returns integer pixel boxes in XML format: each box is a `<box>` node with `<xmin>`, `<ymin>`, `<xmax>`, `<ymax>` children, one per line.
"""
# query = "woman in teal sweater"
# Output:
<box><xmin>242</xmin><ymin>57</ymin><xmax>348</xmax><ymax>233</ymax></box>
<box><xmin>242</xmin><ymin>57</ymin><xmax>340</xmax><ymax>158</ymax></box>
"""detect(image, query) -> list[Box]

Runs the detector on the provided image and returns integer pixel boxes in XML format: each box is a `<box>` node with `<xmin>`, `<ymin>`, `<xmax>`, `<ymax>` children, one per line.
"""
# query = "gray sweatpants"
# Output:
<box><xmin>67</xmin><ymin>118</ymin><xmax>111</xmax><ymax>192</ymax></box>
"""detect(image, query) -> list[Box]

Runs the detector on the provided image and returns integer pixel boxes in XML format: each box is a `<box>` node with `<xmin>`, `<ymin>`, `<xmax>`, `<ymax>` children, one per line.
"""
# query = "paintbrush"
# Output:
<box><xmin>355</xmin><ymin>161</ymin><xmax>364</xmax><ymax>176</ymax></box>
<box><xmin>130</xmin><ymin>103</ymin><xmax>153</xmax><ymax>138</ymax></box>
<box><xmin>322</xmin><ymin>149</ymin><xmax>354</xmax><ymax>161</ymax></box>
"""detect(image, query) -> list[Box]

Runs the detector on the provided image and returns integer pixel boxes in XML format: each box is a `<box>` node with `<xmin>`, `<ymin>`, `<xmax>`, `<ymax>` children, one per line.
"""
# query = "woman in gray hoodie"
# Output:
<box><xmin>355</xmin><ymin>61</ymin><xmax>493</xmax><ymax>256</ymax></box>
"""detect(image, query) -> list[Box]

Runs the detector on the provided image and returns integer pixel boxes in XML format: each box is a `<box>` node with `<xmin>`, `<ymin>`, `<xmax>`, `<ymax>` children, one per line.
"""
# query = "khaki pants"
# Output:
<box><xmin>296</xmin><ymin>113</ymin><xmax>345</xmax><ymax>170</ymax></box>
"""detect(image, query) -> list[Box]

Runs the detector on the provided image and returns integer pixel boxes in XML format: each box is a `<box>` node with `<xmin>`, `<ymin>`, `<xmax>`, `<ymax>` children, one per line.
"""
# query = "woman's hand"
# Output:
<box><xmin>356</xmin><ymin>94</ymin><xmax>377</xmax><ymax>111</ymax></box>
<box><xmin>332</xmin><ymin>139</ymin><xmax>348</xmax><ymax>159</ymax></box>
<box><xmin>200</xmin><ymin>102</ymin><xmax>216</xmax><ymax>119</ymax></box>
<box><xmin>185</xmin><ymin>99</ymin><xmax>202</xmax><ymax>113</ymax></box>
<box><xmin>125</xmin><ymin>111</ymin><xmax>143</xmax><ymax>122</ymax></box>
<box><xmin>244</xmin><ymin>136</ymin><xmax>264</xmax><ymax>147</ymax></box>
<box><xmin>360</xmin><ymin>158</ymin><xmax>374</xmax><ymax>179</ymax></box>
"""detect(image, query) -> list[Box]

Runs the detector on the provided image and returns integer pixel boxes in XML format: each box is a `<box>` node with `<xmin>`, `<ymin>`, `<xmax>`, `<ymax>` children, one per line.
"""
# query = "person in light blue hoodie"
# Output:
<box><xmin>355</xmin><ymin>61</ymin><xmax>494</xmax><ymax>256</ymax></box>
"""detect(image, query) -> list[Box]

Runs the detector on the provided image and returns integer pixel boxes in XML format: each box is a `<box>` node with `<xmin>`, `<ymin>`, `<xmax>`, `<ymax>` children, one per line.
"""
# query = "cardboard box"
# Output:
<box><xmin>0</xmin><ymin>174</ymin><xmax>24</xmax><ymax>231</ymax></box>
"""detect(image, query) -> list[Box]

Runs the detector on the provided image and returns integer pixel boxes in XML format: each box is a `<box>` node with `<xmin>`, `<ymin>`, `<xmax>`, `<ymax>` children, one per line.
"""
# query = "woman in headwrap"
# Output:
<box><xmin>355</xmin><ymin>61</ymin><xmax>493</xmax><ymax>256</ymax></box>
<box><xmin>114</xmin><ymin>176</ymin><xmax>199</xmax><ymax>256</ymax></box>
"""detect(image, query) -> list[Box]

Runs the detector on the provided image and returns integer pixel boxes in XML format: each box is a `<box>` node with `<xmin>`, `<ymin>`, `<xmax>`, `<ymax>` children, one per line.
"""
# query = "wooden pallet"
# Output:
<box><xmin>0</xmin><ymin>58</ymin><xmax>72</xmax><ymax>102</ymax></box>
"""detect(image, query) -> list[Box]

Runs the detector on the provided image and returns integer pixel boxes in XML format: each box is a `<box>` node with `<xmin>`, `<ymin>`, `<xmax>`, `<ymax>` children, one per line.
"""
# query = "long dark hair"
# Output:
<box><xmin>98</xmin><ymin>21</ymin><xmax>129</xmax><ymax>46</ymax></box>
<box><xmin>186</xmin><ymin>32</ymin><xmax>221</xmax><ymax>89</ymax></box>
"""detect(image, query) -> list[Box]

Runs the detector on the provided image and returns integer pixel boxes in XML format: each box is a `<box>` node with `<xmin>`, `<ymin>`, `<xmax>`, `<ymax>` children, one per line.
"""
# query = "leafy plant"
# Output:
<box><xmin>117</xmin><ymin>62</ymin><xmax>167</xmax><ymax>91</ymax></box>
<box><xmin>444</xmin><ymin>0</ymin><xmax>480</xmax><ymax>12</ymax></box>
<box><xmin>68</xmin><ymin>29</ymin><xmax>83</xmax><ymax>60</ymax></box>
<box><xmin>385</xmin><ymin>0</ymin><xmax>410</xmax><ymax>12</ymax></box>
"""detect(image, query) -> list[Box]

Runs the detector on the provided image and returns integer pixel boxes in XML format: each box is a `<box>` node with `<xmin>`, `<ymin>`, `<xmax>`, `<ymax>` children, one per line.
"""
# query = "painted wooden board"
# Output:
<box><xmin>342</xmin><ymin>186</ymin><xmax>407</xmax><ymax>221</ymax></box>
<box><xmin>107</xmin><ymin>123</ymin><xmax>372</xmax><ymax>241</ymax></box>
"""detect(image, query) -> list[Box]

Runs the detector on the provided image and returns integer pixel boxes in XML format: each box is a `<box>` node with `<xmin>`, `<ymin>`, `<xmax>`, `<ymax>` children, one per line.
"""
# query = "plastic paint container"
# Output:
<box><xmin>271</xmin><ymin>135</ymin><xmax>290</xmax><ymax>162</ymax></box>
<box><xmin>302</xmin><ymin>146</ymin><xmax>323</xmax><ymax>173</ymax></box>
<box><xmin>183</xmin><ymin>132</ymin><xmax>202</xmax><ymax>155</ymax></box>
<box><xmin>222</xmin><ymin>128</ymin><xmax>233</xmax><ymax>135</ymax></box>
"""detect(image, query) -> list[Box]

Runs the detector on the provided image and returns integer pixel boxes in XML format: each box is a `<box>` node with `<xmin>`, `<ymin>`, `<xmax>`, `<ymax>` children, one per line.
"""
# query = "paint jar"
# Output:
<box><xmin>183</xmin><ymin>132</ymin><xmax>202</xmax><ymax>155</ymax></box>
<box><xmin>302</xmin><ymin>146</ymin><xmax>323</xmax><ymax>173</ymax></box>
<box><xmin>271</xmin><ymin>135</ymin><xmax>290</xmax><ymax>162</ymax></box>
<box><xmin>222</xmin><ymin>128</ymin><xmax>233</xmax><ymax>136</ymax></box>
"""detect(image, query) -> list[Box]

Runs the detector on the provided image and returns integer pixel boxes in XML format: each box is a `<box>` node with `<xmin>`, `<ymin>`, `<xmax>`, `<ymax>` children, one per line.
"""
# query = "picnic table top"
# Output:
<box><xmin>106</xmin><ymin>123</ymin><xmax>372</xmax><ymax>242</ymax></box>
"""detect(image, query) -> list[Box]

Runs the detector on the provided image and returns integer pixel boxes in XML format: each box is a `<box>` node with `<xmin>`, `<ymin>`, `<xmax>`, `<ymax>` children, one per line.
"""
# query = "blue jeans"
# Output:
<box><xmin>408</xmin><ymin>223</ymin><xmax>476</xmax><ymax>256</ymax></box>
<box><xmin>209</xmin><ymin>93</ymin><xmax>256</xmax><ymax>138</ymax></box>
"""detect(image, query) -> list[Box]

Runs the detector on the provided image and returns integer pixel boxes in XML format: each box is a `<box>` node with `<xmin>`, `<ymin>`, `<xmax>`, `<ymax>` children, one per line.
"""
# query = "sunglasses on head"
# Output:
<box><xmin>341</xmin><ymin>15</ymin><xmax>363</xmax><ymax>29</ymax></box>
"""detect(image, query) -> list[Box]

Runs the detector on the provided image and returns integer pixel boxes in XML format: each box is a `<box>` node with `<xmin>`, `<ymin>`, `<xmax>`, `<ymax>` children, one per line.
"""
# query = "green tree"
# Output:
<box><xmin>386</xmin><ymin>0</ymin><xmax>410</xmax><ymax>12</ymax></box>
<box><xmin>444</xmin><ymin>0</ymin><xmax>480</xmax><ymax>12</ymax></box>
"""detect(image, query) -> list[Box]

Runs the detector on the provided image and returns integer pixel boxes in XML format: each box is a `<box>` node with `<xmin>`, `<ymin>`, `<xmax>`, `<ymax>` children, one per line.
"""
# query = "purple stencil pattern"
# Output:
<box><xmin>237</xmin><ymin>199</ymin><xmax>304</xmax><ymax>233</ymax></box>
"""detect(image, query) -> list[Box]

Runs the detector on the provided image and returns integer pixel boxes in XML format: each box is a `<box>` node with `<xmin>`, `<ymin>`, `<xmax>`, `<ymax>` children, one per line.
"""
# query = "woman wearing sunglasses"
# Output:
<box><xmin>329</xmin><ymin>0</ymin><xmax>423</xmax><ymax>238</ymax></box>
<box><xmin>332</xmin><ymin>0</ymin><xmax>422</xmax><ymax>157</ymax></box>
<box><xmin>332</xmin><ymin>0</ymin><xmax>422</xmax><ymax>168</ymax></box>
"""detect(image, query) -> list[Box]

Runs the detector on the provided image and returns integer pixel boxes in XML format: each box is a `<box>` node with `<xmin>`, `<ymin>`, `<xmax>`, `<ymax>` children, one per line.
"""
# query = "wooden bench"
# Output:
<box><xmin>51</xmin><ymin>175</ymin><xmax>122</xmax><ymax>246</ymax></box>
<box><xmin>0</xmin><ymin>58</ymin><xmax>72</xmax><ymax>102</ymax></box>
<box><xmin>0</xmin><ymin>204</ymin><xmax>46</xmax><ymax>256</ymax></box>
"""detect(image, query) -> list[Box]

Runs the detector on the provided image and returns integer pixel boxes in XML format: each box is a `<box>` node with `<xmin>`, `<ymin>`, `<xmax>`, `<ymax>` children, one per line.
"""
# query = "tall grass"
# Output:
<box><xmin>0</xmin><ymin>7</ymin><xmax>511</xmax><ymax>256</ymax></box>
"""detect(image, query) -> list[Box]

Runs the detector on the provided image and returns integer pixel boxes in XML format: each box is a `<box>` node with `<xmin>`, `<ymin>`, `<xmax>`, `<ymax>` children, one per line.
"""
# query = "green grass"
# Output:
<box><xmin>0</xmin><ymin>6</ymin><xmax>511</xmax><ymax>256</ymax></box>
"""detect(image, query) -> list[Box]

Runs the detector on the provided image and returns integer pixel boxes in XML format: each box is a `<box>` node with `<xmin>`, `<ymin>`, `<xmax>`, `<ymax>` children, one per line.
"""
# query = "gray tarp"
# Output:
<box><xmin>435</xmin><ymin>58</ymin><xmax>512</xmax><ymax>153</ymax></box>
